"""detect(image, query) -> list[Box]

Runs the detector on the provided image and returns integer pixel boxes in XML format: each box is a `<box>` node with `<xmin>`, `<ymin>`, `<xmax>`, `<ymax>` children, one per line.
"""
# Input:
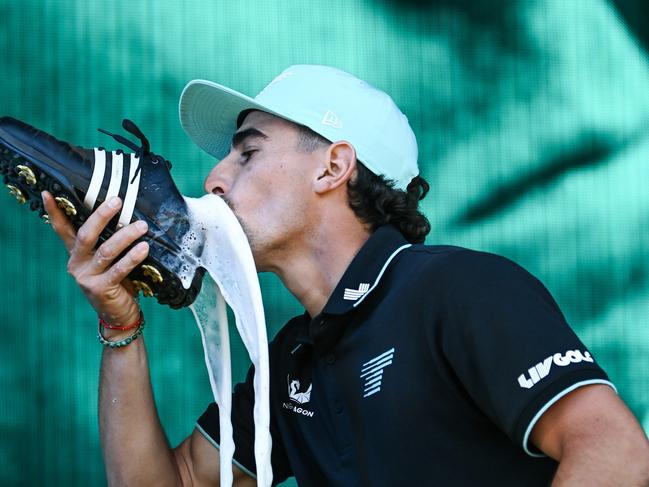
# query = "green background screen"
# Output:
<box><xmin>1</xmin><ymin>0</ymin><xmax>648</xmax><ymax>485</ymax></box>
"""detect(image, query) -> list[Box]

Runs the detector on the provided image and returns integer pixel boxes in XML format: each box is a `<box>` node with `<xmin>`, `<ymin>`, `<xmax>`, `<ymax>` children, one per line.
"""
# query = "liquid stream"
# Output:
<box><xmin>180</xmin><ymin>194</ymin><xmax>272</xmax><ymax>487</ymax></box>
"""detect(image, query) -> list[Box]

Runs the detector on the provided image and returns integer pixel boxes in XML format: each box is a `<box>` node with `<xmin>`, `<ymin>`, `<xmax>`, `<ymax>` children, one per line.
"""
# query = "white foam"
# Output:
<box><xmin>184</xmin><ymin>194</ymin><xmax>272</xmax><ymax>487</ymax></box>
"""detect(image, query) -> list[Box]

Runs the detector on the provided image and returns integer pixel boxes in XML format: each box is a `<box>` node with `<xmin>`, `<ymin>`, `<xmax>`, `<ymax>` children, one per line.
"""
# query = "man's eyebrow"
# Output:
<box><xmin>231</xmin><ymin>127</ymin><xmax>269</xmax><ymax>149</ymax></box>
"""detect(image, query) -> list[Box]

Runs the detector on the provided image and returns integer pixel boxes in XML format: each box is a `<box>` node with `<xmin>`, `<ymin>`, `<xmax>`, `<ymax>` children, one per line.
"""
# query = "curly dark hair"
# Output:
<box><xmin>295</xmin><ymin>123</ymin><xmax>431</xmax><ymax>244</ymax></box>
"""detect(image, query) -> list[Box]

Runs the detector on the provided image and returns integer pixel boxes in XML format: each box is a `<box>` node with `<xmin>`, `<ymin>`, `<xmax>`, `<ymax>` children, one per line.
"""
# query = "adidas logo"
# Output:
<box><xmin>343</xmin><ymin>282</ymin><xmax>370</xmax><ymax>301</ymax></box>
<box><xmin>360</xmin><ymin>347</ymin><xmax>395</xmax><ymax>397</ymax></box>
<box><xmin>321</xmin><ymin>110</ymin><xmax>343</xmax><ymax>129</ymax></box>
<box><xmin>518</xmin><ymin>349</ymin><xmax>594</xmax><ymax>389</ymax></box>
<box><xmin>85</xmin><ymin>149</ymin><xmax>142</xmax><ymax>228</ymax></box>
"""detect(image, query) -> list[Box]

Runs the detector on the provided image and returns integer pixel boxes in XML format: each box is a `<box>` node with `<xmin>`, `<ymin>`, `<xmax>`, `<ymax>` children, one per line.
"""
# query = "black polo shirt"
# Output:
<box><xmin>196</xmin><ymin>225</ymin><xmax>614</xmax><ymax>486</ymax></box>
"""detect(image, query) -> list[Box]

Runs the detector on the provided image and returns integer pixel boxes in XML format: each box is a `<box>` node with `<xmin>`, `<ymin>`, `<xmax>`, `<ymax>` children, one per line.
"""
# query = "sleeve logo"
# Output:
<box><xmin>517</xmin><ymin>349</ymin><xmax>594</xmax><ymax>389</ymax></box>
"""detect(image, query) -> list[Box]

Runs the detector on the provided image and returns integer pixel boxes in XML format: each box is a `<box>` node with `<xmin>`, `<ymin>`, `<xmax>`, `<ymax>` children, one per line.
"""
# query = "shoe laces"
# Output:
<box><xmin>98</xmin><ymin>119</ymin><xmax>172</xmax><ymax>183</ymax></box>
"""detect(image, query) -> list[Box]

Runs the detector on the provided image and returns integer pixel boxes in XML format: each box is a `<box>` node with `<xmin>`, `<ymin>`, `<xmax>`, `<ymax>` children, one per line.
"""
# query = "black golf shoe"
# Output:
<box><xmin>0</xmin><ymin>116</ymin><xmax>205</xmax><ymax>308</ymax></box>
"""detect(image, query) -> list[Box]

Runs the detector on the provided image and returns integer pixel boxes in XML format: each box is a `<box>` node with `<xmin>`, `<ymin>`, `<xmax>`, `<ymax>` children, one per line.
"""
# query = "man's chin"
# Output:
<box><xmin>235</xmin><ymin>218</ymin><xmax>265</xmax><ymax>267</ymax></box>
<box><xmin>219</xmin><ymin>197</ymin><xmax>274</xmax><ymax>270</ymax></box>
<box><xmin>221</xmin><ymin>196</ymin><xmax>254</xmax><ymax>239</ymax></box>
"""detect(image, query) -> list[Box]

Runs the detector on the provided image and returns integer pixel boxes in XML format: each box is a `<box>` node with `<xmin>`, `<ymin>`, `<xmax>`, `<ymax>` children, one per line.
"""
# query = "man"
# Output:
<box><xmin>43</xmin><ymin>65</ymin><xmax>649</xmax><ymax>485</ymax></box>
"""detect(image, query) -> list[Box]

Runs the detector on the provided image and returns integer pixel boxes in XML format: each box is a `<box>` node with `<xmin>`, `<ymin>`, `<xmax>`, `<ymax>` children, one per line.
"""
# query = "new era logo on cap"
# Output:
<box><xmin>321</xmin><ymin>110</ymin><xmax>343</xmax><ymax>129</ymax></box>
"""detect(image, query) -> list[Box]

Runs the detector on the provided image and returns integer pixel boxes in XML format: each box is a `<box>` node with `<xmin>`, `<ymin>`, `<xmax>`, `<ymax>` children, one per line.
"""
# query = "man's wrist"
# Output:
<box><xmin>98</xmin><ymin>308</ymin><xmax>145</xmax><ymax>342</ymax></box>
<box><xmin>100</xmin><ymin>327</ymin><xmax>140</xmax><ymax>341</ymax></box>
<box><xmin>98</xmin><ymin>304</ymin><xmax>141</xmax><ymax>328</ymax></box>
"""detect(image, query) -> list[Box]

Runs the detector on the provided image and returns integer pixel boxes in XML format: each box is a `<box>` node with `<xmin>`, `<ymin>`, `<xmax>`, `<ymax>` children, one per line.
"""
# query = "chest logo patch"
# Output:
<box><xmin>343</xmin><ymin>282</ymin><xmax>370</xmax><ymax>301</ymax></box>
<box><xmin>360</xmin><ymin>347</ymin><xmax>395</xmax><ymax>397</ymax></box>
<box><xmin>283</xmin><ymin>375</ymin><xmax>315</xmax><ymax>417</ymax></box>
<box><xmin>287</xmin><ymin>375</ymin><xmax>313</xmax><ymax>404</ymax></box>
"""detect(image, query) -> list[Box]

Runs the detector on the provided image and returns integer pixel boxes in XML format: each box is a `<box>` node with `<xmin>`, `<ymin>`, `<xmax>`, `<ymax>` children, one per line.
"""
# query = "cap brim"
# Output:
<box><xmin>179</xmin><ymin>80</ymin><xmax>282</xmax><ymax>161</ymax></box>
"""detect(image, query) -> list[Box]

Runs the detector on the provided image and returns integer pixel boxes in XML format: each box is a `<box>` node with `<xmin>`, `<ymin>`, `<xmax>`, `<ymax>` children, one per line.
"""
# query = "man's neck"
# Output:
<box><xmin>271</xmin><ymin>222</ymin><xmax>371</xmax><ymax>317</ymax></box>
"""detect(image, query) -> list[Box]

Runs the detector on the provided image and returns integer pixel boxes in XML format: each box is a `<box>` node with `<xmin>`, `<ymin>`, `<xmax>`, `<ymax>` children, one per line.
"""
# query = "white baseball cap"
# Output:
<box><xmin>179</xmin><ymin>64</ymin><xmax>419</xmax><ymax>190</ymax></box>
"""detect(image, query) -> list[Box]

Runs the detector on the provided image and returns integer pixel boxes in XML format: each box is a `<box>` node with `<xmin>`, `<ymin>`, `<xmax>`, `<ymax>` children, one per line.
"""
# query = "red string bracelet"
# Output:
<box><xmin>99</xmin><ymin>311</ymin><xmax>144</xmax><ymax>331</ymax></box>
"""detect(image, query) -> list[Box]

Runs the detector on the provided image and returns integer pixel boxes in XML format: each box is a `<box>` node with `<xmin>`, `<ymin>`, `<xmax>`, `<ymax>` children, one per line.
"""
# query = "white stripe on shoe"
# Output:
<box><xmin>83</xmin><ymin>148</ymin><xmax>106</xmax><ymax>210</ymax></box>
<box><xmin>105</xmin><ymin>152</ymin><xmax>124</xmax><ymax>202</ymax></box>
<box><xmin>118</xmin><ymin>154</ymin><xmax>141</xmax><ymax>227</ymax></box>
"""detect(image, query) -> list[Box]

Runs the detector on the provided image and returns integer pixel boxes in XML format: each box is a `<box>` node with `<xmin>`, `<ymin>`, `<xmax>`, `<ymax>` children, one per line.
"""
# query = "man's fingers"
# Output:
<box><xmin>105</xmin><ymin>241</ymin><xmax>150</xmax><ymax>286</ymax></box>
<box><xmin>72</xmin><ymin>196</ymin><xmax>122</xmax><ymax>255</ymax></box>
<box><xmin>91</xmin><ymin>220</ymin><xmax>149</xmax><ymax>273</ymax></box>
<box><xmin>42</xmin><ymin>191</ymin><xmax>77</xmax><ymax>252</ymax></box>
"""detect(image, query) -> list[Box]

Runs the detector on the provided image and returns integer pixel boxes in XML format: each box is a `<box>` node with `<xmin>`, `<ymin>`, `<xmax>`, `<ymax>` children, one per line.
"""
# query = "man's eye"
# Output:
<box><xmin>241</xmin><ymin>150</ymin><xmax>256</xmax><ymax>163</ymax></box>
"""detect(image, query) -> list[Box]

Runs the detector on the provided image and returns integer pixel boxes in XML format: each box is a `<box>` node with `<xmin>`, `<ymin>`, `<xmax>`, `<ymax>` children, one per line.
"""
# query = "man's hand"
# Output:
<box><xmin>43</xmin><ymin>190</ymin><xmax>254</xmax><ymax>485</ymax></box>
<box><xmin>42</xmin><ymin>191</ymin><xmax>149</xmax><ymax>328</ymax></box>
<box><xmin>531</xmin><ymin>384</ymin><xmax>649</xmax><ymax>486</ymax></box>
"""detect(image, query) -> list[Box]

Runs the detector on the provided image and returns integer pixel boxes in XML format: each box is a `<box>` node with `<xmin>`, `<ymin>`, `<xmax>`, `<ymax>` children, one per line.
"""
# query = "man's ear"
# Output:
<box><xmin>313</xmin><ymin>141</ymin><xmax>357</xmax><ymax>194</ymax></box>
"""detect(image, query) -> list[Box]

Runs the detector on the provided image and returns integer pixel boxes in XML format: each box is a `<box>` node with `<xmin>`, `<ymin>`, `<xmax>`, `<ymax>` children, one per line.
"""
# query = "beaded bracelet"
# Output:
<box><xmin>97</xmin><ymin>319</ymin><xmax>145</xmax><ymax>348</ymax></box>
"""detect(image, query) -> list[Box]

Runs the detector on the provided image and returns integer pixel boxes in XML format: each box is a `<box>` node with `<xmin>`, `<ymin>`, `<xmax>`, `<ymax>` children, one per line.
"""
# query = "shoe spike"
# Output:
<box><xmin>141</xmin><ymin>264</ymin><xmax>163</xmax><ymax>283</ymax></box>
<box><xmin>132</xmin><ymin>280</ymin><xmax>154</xmax><ymax>297</ymax></box>
<box><xmin>6</xmin><ymin>184</ymin><xmax>26</xmax><ymax>204</ymax></box>
<box><xmin>54</xmin><ymin>196</ymin><xmax>77</xmax><ymax>216</ymax></box>
<box><xmin>16</xmin><ymin>165</ymin><xmax>36</xmax><ymax>185</ymax></box>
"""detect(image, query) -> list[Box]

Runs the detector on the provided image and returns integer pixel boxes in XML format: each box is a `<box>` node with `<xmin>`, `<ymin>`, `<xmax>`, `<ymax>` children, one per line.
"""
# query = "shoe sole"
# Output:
<box><xmin>0</xmin><ymin>128</ymin><xmax>204</xmax><ymax>309</ymax></box>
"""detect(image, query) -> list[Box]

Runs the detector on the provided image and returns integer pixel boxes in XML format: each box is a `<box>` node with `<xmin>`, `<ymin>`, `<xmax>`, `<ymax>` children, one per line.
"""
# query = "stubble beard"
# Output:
<box><xmin>221</xmin><ymin>195</ymin><xmax>264</xmax><ymax>263</ymax></box>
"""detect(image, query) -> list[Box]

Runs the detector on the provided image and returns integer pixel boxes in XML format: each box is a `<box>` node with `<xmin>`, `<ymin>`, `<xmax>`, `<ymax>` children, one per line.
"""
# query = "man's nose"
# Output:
<box><xmin>203</xmin><ymin>155</ymin><xmax>233</xmax><ymax>195</ymax></box>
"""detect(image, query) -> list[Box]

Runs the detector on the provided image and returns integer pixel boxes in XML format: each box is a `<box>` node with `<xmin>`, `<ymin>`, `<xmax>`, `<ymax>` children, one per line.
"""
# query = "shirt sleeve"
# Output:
<box><xmin>196</xmin><ymin>365</ymin><xmax>293</xmax><ymax>484</ymax></box>
<box><xmin>436</xmin><ymin>249</ymin><xmax>615</xmax><ymax>456</ymax></box>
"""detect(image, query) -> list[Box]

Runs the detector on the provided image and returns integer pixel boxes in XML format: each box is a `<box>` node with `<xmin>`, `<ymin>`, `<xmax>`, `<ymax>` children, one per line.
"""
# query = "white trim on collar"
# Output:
<box><xmin>352</xmin><ymin>244</ymin><xmax>412</xmax><ymax>308</ymax></box>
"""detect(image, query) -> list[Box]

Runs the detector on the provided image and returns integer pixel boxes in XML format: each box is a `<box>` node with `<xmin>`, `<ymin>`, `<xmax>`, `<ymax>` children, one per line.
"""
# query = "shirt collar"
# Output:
<box><xmin>323</xmin><ymin>224</ymin><xmax>411</xmax><ymax>315</ymax></box>
<box><xmin>293</xmin><ymin>225</ymin><xmax>411</xmax><ymax>351</ymax></box>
